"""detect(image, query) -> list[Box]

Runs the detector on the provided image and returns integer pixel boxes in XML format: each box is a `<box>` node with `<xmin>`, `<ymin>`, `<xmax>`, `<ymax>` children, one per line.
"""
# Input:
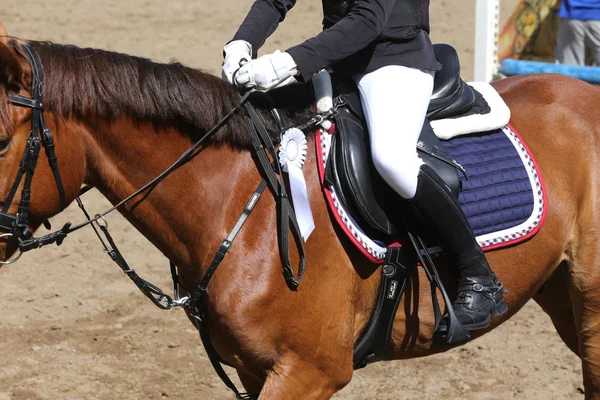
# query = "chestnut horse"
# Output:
<box><xmin>0</xmin><ymin>27</ymin><xmax>592</xmax><ymax>398</ymax></box>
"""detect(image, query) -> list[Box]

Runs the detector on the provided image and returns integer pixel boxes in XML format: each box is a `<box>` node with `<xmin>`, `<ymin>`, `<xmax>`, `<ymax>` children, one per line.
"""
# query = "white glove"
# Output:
<box><xmin>222</xmin><ymin>40</ymin><xmax>252</xmax><ymax>85</ymax></box>
<box><xmin>234</xmin><ymin>50</ymin><xmax>299</xmax><ymax>91</ymax></box>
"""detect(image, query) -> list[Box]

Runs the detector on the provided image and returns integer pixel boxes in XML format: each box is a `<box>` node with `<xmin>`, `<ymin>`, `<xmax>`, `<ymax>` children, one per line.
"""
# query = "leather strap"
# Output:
<box><xmin>40</xmin><ymin>122</ymin><xmax>67</xmax><ymax>209</ymax></box>
<box><xmin>187</xmin><ymin>180</ymin><xmax>267</xmax><ymax>400</ymax></box>
<box><xmin>74</xmin><ymin>170</ymin><xmax>267</xmax><ymax>398</ymax></box>
<box><xmin>191</xmin><ymin>301</ymin><xmax>255</xmax><ymax>400</ymax></box>
<box><xmin>8</xmin><ymin>95</ymin><xmax>42</xmax><ymax>109</ymax></box>
<box><xmin>13</xmin><ymin>89</ymin><xmax>256</xmax><ymax>252</ymax></box>
<box><xmin>18</xmin><ymin>224</ymin><xmax>69</xmax><ymax>252</ymax></box>
<box><xmin>184</xmin><ymin>100</ymin><xmax>306</xmax><ymax>399</ymax></box>
<box><xmin>457</xmin><ymin>281</ymin><xmax>503</xmax><ymax>293</ymax></box>
<box><xmin>190</xmin><ymin>180</ymin><xmax>267</xmax><ymax>301</ymax></box>
<box><xmin>1</xmin><ymin>138</ymin><xmax>31</xmax><ymax>215</ymax></box>
<box><xmin>244</xmin><ymin>100</ymin><xmax>306</xmax><ymax>288</ymax></box>
<box><xmin>17</xmin><ymin>135</ymin><xmax>41</xmax><ymax>225</ymax></box>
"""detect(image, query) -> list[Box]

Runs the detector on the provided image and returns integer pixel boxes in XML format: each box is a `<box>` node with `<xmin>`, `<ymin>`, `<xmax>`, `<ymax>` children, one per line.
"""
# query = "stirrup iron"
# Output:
<box><xmin>403</xmin><ymin>216</ymin><xmax>470</xmax><ymax>346</ymax></box>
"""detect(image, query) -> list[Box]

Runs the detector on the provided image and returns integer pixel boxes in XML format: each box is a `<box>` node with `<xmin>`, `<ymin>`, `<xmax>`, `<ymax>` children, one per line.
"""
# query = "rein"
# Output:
<box><xmin>8</xmin><ymin>73</ymin><xmax>254</xmax><ymax>256</ymax></box>
<box><xmin>1</xmin><ymin>43</ymin><xmax>310</xmax><ymax>399</ymax></box>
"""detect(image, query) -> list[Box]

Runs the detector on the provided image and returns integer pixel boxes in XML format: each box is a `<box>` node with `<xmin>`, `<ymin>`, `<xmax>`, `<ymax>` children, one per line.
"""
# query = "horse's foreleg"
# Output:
<box><xmin>569</xmin><ymin>237</ymin><xmax>600</xmax><ymax>399</ymax></box>
<box><xmin>533</xmin><ymin>261</ymin><xmax>580</xmax><ymax>356</ymax></box>
<box><xmin>257</xmin><ymin>355</ymin><xmax>352</xmax><ymax>400</ymax></box>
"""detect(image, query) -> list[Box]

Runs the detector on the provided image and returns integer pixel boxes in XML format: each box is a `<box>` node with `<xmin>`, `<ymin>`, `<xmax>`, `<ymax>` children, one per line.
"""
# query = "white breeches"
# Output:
<box><xmin>354</xmin><ymin>65</ymin><xmax>434</xmax><ymax>200</ymax></box>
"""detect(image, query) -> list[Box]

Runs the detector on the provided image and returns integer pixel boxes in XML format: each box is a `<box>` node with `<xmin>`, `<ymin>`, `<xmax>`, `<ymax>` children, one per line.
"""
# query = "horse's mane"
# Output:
<box><xmin>24</xmin><ymin>40</ymin><xmax>315</xmax><ymax>148</ymax></box>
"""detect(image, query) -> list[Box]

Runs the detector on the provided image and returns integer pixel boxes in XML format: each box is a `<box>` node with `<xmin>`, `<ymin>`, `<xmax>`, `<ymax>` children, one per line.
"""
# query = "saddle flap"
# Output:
<box><xmin>331</xmin><ymin>104</ymin><xmax>395</xmax><ymax>236</ymax></box>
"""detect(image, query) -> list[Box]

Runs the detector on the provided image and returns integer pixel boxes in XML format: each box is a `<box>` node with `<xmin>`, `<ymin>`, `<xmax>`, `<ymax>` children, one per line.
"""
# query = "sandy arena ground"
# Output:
<box><xmin>0</xmin><ymin>1</ymin><xmax>584</xmax><ymax>399</ymax></box>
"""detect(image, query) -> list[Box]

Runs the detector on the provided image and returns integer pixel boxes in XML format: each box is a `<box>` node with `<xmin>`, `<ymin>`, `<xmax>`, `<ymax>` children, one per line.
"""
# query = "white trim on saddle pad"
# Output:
<box><xmin>317</xmin><ymin>124</ymin><xmax>546</xmax><ymax>262</ymax></box>
<box><xmin>431</xmin><ymin>82</ymin><xmax>511</xmax><ymax>140</ymax></box>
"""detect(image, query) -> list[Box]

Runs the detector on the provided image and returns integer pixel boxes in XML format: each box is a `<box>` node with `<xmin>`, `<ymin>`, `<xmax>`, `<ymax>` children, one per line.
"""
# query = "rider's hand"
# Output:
<box><xmin>234</xmin><ymin>51</ymin><xmax>299</xmax><ymax>91</ymax></box>
<box><xmin>222</xmin><ymin>40</ymin><xmax>253</xmax><ymax>85</ymax></box>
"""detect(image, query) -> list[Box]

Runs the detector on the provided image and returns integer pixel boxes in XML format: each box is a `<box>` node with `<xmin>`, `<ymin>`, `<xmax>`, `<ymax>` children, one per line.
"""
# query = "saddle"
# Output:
<box><xmin>321</xmin><ymin>44</ymin><xmax>494</xmax><ymax>368</ymax></box>
<box><xmin>327</xmin><ymin>43</ymin><xmax>474</xmax><ymax>240</ymax></box>
<box><xmin>273</xmin><ymin>43</ymin><xmax>543</xmax><ymax>369</ymax></box>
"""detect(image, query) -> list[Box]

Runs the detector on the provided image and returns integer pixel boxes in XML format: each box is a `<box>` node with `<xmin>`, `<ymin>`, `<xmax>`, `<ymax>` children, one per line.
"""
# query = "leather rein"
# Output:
<box><xmin>1</xmin><ymin>43</ymin><xmax>314</xmax><ymax>400</ymax></box>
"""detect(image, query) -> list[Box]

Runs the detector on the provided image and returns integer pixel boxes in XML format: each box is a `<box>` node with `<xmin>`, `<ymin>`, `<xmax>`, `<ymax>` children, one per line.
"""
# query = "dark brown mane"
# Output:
<box><xmin>26</xmin><ymin>40</ymin><xmax>314</xmax><ymax>148</ymax></box>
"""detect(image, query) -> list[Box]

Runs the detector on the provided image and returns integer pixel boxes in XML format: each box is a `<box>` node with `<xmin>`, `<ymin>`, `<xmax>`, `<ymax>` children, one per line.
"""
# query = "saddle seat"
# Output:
<box><xmin>327</xmin><ymin>44</ymin><xmax>474</xmax><ymax>239</ymax></box>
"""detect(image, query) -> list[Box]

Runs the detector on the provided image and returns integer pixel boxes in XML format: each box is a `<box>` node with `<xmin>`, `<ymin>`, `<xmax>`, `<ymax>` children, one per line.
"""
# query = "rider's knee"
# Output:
<box><xmin>371</xmin><ymin>146</ymin><xmax>422</xmax><ymax>199</ymax></box>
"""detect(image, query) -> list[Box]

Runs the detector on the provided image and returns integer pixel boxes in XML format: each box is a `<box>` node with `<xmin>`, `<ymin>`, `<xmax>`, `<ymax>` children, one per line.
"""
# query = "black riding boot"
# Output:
<box><xmin>411</xmin><ymin>164</ymin><xmax>507</xmax><ymax>344</ymax></box>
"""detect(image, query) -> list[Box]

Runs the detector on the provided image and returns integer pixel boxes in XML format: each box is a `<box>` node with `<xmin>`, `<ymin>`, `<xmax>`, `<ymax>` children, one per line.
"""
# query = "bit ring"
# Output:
<box><xmin>0</xmin><ymin>233</ymin><xmax>23</xmax><ymax>265</ymax></box>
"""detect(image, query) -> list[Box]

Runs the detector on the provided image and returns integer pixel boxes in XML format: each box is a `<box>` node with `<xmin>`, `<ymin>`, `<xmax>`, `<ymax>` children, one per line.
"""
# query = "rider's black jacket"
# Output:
<box><xmin>232</xmin><ymin>0</ymin><xmax>442</xmax><ymax>81</ymax></box>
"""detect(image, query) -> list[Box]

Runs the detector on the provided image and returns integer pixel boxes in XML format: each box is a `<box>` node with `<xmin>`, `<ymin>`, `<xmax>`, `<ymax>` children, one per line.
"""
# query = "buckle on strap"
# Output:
<box><xmin>18</xmin><ymin>228</ymin><xmax>69</xmax><ymax>252</ymax></box>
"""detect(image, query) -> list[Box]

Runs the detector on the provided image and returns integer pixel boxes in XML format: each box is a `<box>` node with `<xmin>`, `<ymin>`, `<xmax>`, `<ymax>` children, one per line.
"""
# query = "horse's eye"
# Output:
<box><xmin>0</xmin><ymin>138</ymin><xmax>11</xmax><ymax>153</ymax></box>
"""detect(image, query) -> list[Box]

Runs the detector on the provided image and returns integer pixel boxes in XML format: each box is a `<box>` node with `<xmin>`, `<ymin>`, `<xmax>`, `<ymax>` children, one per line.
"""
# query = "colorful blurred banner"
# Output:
<box><xmin>499</xmin><ymin>0</ymin><xmax>560</xmax><ymax>62</ymax></box>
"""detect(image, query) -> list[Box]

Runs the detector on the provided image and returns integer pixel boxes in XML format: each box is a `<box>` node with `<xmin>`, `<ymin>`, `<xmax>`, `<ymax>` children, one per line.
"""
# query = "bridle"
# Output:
<box><xmin>0</xmin><ymin>42</ymin><xmax>318</xmax><ymax>399</ymax></box>
<box><xmin>0</xmin><ymin>43</ymin><xmax>67</xmax><ymax>264</ymax></box>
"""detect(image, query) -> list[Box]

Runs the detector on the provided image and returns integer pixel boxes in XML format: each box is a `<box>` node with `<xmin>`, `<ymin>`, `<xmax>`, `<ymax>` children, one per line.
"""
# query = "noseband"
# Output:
<box><xmin>0</xmin><ymin>44</ymin><xmax>67</xmax><ymax>264</ymax></box>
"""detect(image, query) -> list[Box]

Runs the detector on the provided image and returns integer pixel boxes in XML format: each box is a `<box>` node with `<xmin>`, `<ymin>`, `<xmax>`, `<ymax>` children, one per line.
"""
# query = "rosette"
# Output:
<box><xmin>278</xmin><ymin>128</ymin><xmax>307</xmax><ymax>172</ymax></box>
<box><xmin>277</xmin><ymin>127</ymin><xmax>314</xmax><ymax>240</ymax></box>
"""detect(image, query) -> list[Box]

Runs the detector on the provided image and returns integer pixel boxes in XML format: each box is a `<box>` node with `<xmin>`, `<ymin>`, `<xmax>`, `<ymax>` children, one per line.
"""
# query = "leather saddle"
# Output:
<box><xmin>326</xmin><ymin>44</ymin><xmax>475</xmax><ymax>239</ymax></box>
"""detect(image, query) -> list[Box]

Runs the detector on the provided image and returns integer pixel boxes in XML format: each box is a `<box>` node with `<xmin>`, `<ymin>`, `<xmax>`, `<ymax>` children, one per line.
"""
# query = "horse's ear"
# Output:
<box><xmin>0</xmin><ymin>42</ymin><xmax>25</xmax><ymax>91</ymax></box>
<box><xmin>0</xmin><ymin>20</ymin><xmax>26</xmax><ymax>90</ymax></box>
<box><xmin>0</xmin><ymin>21</ymin><xmax>9</xmax><ymax>45</ymax></box>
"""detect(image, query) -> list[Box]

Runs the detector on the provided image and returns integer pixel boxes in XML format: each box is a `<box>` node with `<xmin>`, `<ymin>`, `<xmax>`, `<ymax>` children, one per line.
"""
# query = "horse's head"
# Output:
<box><xmin>0</xmin><ymin>23</ymin><xmax>34</xmax><ymax>263</ymax></box>
<box><xmin>0</xmin><ymin>22</ymin><xmax>85</xmax><ymax>264</ymax></box>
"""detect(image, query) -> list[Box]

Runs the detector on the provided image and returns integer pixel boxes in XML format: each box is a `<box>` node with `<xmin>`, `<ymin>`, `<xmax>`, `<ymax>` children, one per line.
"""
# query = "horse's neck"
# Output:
<box><xmin>82</xmin><ymin>118</ymin><xmax>261</xmax><ymax>272</ymax></box>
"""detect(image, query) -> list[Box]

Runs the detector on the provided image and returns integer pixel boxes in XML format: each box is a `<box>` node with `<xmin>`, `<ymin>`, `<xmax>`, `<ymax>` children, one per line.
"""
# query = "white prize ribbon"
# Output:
<box><xmin>278</xmin><ymin>128</ymin><xmax>315</xmax><ymax>241</ymax></box>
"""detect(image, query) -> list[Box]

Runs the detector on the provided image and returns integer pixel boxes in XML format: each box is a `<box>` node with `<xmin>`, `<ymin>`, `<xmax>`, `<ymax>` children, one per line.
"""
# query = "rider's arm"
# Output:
<box><xmin>288</xmin><ymin>0</ymin><xmax>397</xmax><ymax>81</ymax></box>
<box><xmin>232</xmin><ymin>0</ymin><xmax>297</xmax><ymax>58</ymax></box>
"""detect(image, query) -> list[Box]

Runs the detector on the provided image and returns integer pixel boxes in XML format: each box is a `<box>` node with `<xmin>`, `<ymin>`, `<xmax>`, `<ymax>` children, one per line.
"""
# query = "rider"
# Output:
<box><xmin>221</xmin><ymin>0</ymin><xmax>507</xmax><ymax>342</ymax></box>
